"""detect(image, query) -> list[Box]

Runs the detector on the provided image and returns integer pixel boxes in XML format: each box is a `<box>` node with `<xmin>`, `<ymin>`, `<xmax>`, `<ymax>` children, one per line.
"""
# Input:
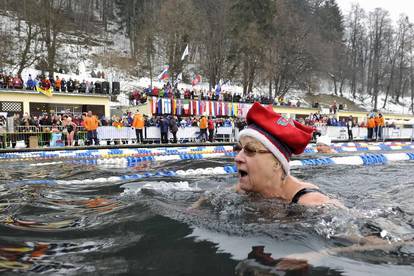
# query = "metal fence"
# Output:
<box><xmin>0</xmin><ymin>125</ymin><xmax>87</xmax><ymax>148</ymax></box>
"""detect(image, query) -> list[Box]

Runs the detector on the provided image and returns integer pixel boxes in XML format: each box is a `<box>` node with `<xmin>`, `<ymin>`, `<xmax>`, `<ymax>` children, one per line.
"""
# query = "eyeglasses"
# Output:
<box><xmin>233</xmin><ymin>142</ymin><xmax>271</xmax><ymax>157</ymax></box>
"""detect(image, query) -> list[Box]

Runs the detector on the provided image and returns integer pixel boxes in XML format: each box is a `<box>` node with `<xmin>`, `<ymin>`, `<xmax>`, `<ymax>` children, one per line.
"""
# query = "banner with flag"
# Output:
<box><xmin>191</xmin><ymin>74</ymin><xmax>202</xmax><ymax>86</ymax></box>
<box><xmin>221</xmin><ymin>102</ymin><xmax>226</xmax><ymax>116</ymax></box>
<box><xmin>196</xmin><ymin>100</ymin><xmax>200</xmax><ymax>115</ymax></box>
<box><xmin>210</xmin><ymin>101</ymin><xmax>215</xmax><ymax>117</ymax></box>
<box><xmin>157</xmin><ymin>65</ymin><xmax>170</xmax><ymax>81</ymax></box>
<box><xmin>183</xmin><ymin>100</ymin><xmax>190</xmax><ymax>115</ymax></box>
<box><xmin>193</xmin><ymin>100</ymin><xmax>197</xmax><ymax>115</ymax></box>
<box><xmin>172</xmin><ymin>99</ymin><xmax>177</xmax><ymax>115</ymax></box>
<box><xmin>189</xmin><ymin>100</ymin><xmax>194</xmax><ymax>115</ymax></box>
<box><xmin>205</xmin><ymin>101</ymin><xmax>210</xmax><ymax>115</ymax></box>
<box><xmin>181</xmin><ymin>44</ymin><xmax>189</xmax><ymax>61</ymax></box>
<box><xmin>151</xmin><ymin>97</ymin><xmax>157</xmax><ymax>114</ymax></box>
<box><xmin>176</xmin><ymin>99</ymin><xmax>182</xmax><ymax>115</ymax></box>
<box><xmin>233</xmin><ymin>103</ymin><xmax>239</xmax><ymax>116</ymax></box>
<box><xmin>36</xmin><ymin>84</ymin><xmax>53</xmax><ymax>97</ymax></box>
<box><xmin>147</xmin><ymin>97</ymin><xmax>255</xmax><ymax>117</ymax></box>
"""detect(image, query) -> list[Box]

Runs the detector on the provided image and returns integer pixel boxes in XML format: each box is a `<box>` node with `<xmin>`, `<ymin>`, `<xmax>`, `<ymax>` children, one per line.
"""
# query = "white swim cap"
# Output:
<box><xmin>316</xmin><ymin>135</ymin><xmax>332</xmax><ymax>146</ymax></box>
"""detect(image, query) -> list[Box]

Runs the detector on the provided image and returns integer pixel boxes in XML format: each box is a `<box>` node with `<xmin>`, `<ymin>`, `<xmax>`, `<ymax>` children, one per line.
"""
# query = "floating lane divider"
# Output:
<box><xmin>18</xmin><ymin>165</ymin><xmax>239</xmax><ymax>186</ymax></box>
<box><xmin>289</xmin><ymin>152</ymin><xmax>414</xmax><ymax>167</ymax></box>
<box><xmin>30</xmin><ymin>151</ymin><xmax>414</xmax><ymax>169</ymax></box>
<box><xmin>29</xmin><ymin>151</ymin><xmax>238</xmax><ymax>167</ymax></box>
<box><xmin>21</xmin><ymin>152</ymin><xmax>414</xmax><ymax>185</ymax></box>
<box><xmin>0</xmin><ymin>146</ymin><xmax>234</xmax><ymax>161</ymax></box>
<box><xmin>307</xmin><ymin>141</ymin><xmax>414</xmax><ymax>147</ymax></box>
<box><xmin>4</xmin><ymin>142</ymin><xmax>414</xmax><ymax>163</ymax></box>
<box><xmin>304</xmin><ymin>143</ymin><xmax>414</xmax><ymax>154</ymax></box>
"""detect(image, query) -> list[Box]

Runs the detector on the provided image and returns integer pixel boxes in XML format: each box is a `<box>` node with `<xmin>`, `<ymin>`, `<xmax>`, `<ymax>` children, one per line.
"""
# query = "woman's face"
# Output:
<box><xmin>234</xmin><ymin>136</ymin><xmax>277</xmax><ymax>194</ymax></box>
<box><xmin>316</xmin><ymin>144</ymin><xmax>331</xmax><ymax>154</ymax></box>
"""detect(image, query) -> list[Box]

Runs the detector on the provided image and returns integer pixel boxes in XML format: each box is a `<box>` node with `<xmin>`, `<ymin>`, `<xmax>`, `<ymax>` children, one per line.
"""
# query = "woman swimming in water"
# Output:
<box><xmin>234</xmin><ymin>102</ymin><xmax>338</xmax><ymax>206</ymax></box>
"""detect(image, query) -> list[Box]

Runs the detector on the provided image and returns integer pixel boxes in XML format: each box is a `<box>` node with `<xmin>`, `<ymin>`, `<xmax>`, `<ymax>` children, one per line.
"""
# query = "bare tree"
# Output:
<box><xmin>16</xmin><ymin>0</ymin><xmax>43</xmax><ymax>75</ymax></box>
<box><xmin>366</xmin><ymin>8</ymin><xmax>391</xmax><ymax>110</ymax></box>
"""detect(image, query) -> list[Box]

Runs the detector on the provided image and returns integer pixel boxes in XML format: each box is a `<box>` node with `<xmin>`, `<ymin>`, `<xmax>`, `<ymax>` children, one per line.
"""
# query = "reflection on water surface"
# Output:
<box><xmin>0</xmin><ymin>158</ymin><xmax>413</xmax><ymax>275</ymax></box>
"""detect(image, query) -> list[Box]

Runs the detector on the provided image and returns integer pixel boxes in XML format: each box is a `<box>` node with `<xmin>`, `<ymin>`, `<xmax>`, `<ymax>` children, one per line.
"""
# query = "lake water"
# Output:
<box><xmin>1</xmin><ymin>153</ymin><xmax>413</xmax><ymax>275</ymax></box>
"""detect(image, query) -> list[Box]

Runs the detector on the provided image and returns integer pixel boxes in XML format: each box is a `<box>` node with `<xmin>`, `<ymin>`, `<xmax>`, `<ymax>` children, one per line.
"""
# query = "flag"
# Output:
<box><xmin>177</xmin><ymin>99</ymin><xmax>183</xmax><ymax>115</ymax></box>
<box><xmin>233</xmin><ymin>103</ymin><xmax>238</xmax><ymax>116</ymax></box>
<box><xmin>193</xmin><ymin>100</ymin><xmax>197</xmax><ymax>115</ymax></box>
<box><xmin>215</xmin><ymin>83</ymin><xmax>221</xmax><ymax>96</ymax></box>
<box><xmin>174</xmin><ymin>72</ymin><xmax>183</xmax><ymax>86</ymax></box>
<box><xmin>165</xmin><ymin>99</ymin><xmax>172</xmax><ymax>114</ymax></box>
<box><xmin>183</xmin><ymin>100</ymin><xmax>189</xmax><ymax>115</ymax></box>
<box><xmin>210</xmin><ymin>102</ymin><xmax>214</xmax><ymax>117</ymax></box>
<box><xmin>181</xmin><ymin>44</ymin><xmax>189</xmax><ymax>61</ymax></box>
<box><xmin>196</xmin><ymin>100</ymin><xmax>200</xmax><ymax>115</ymax></box>
<box><xmin>157</xmin><ymin>98</ymin><xmax>162</xmax><ymax>114</ymax></box>
<box><xmin>205</xmin><ymin>100</ymin><xmax>210</xmax><ymax>115</ymax></box>
<box><xmin>157</xmin><ymin>65</ymin><xmax>169</xmax><ymax>81</ymax></box>
<box><xmin>162</xmin><ymin>99</ymin><xmax>167</xmax><ymax>114</ymax></box>
<box><xmin>192</xmin><ymin>74</ymin><xmax>202</xmax><ymax>86</ymax></box>
<box><xmin>151</xmin><ymin>97</ymin><xmax>157</xmax><ymax>114</ymax></box>
<box><xmin>172</xmin><ymin>99</ymin><xmax>177</xmax><ymax>115</ymax></box>
<box><xmin>36</xmin><ymin>85</ymin><xmax>53</xmax><ymax>97</ymax></box>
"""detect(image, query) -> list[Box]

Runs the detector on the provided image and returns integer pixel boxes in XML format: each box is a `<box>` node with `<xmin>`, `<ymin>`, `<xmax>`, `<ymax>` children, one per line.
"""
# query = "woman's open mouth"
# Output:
<box><xmin>238</xmin><ymin>169</ymin><xmax>248</xmax><ymax>178</ymax></box>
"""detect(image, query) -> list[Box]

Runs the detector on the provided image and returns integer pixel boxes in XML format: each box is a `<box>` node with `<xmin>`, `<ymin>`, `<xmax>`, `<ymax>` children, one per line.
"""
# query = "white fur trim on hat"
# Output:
<box><xmin>316</xmin><ymin>135</ymin><xmax>332</xmax><ymax>146</ymax></box>
<box><xmin>238</xmin><ymin>128</ymin><xmax>290</xmax><ymax>175</ymax></box>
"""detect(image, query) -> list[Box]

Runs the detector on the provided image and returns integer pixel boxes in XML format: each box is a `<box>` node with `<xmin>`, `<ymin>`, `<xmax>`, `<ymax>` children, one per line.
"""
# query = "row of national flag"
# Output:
<box><xmin>149</xmin><ymin>97</ymin><xmax>252</xmax><ymax>117</ymax></box>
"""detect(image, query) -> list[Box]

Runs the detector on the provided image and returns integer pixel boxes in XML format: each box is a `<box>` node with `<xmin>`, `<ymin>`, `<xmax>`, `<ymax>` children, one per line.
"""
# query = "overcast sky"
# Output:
<box><xmin>336</xmin><ymin>0</ymin><xmax>413</xmax><ymax>23</ymax></box>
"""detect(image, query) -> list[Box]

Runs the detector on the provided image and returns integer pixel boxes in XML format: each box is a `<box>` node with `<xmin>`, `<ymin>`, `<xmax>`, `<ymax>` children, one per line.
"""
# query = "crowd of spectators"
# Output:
<box><xmin>0</xmin><ymin>71</ymin><xmax>108</xmax><ymax>94</ymax></box>
<box><xmin>0</xmin><ymin>72</ymin><xmax>24</xmax><ymax>89</ymax></box>
<box><xmin>129</xmin><ymin>82</ymin><xmax>303</xmax><ymax>108</ymax></box>
<box><xmin>0</xmin><ymin>106</ymin><xmax>405</xmax><ymax>148</ymax></box>
<box><xmin>2</xmin><ymin>110</ymin><xmax>249</xmax><ymax>147</ymax></box>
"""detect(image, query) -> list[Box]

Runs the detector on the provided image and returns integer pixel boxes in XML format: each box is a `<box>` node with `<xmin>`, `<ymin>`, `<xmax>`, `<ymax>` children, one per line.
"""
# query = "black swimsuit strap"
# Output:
<box><xmin>291</xmin><ymin>188</ymin><xmax>324</xmax><ymax>204</ymax></box>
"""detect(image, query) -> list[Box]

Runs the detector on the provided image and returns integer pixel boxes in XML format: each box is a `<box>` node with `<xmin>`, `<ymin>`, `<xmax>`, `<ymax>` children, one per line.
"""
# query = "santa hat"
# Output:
<box><xmin>238</xmin><ymin>102</ymin><xmax>313</xmax><ymax>174</ymax></box>
<box><xmin>316</xmin><ymin>135</ymin><xmax>332</xmax><ymax>146</ymax></box>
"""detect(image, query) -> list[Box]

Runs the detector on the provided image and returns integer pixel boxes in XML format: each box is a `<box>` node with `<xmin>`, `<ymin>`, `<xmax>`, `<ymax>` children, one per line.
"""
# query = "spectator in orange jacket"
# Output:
<box><xmin>84</xmin><ymin>111</ymin><xmax>99</xmax><ymax>145</ymax></box>
<box><xmin>132</xmin><ymin>111</ymin><xmax>145</xmax><ymax>143</ymax></box>
<box><xmin>366</xmin><ymin>114</ymin><xmax>376</xmax><ymax>140</ymax></box>
<box><xmin>54</xmin><ymin>76</ymin><xmax>61</xmax><ymax>92</ymax></box>
<box><xmin>197</xmin><ymin>115</ymin><xmax>208</xmax><ymax>142</ymax></box>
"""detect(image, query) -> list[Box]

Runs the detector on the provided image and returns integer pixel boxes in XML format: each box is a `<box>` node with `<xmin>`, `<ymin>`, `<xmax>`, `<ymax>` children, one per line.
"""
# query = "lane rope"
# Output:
<box><xmin>18</xmin><ymin>152</ymin><xmax>414</xmax><ymax>186</ymax></box>
<box><xmin>2</xmin><ymin>142</ymin><xmax>414</xmax><ymax>162</ymax></box>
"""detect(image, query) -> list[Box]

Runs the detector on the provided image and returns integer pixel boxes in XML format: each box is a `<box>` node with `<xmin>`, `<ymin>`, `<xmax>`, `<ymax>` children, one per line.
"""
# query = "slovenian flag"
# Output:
<box><xmin>191</xmin><ymin>74</ymin><xmax>202</xmax><ymax>86</ymax></box>
<box><xmin>157</xmin><ymin>65</ymin><xmax>170</xmax><ymax>81</ymax></box>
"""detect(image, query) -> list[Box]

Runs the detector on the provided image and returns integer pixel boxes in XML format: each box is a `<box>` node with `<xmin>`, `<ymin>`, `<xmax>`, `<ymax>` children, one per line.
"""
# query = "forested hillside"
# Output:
<box><xmin>1</xmin><ymin>0</ymin><xmax>414</xmax><ymax>113</ymax></box>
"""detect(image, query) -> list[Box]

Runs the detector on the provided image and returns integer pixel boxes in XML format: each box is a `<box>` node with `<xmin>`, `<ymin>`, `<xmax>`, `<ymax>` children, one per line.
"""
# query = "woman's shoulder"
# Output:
<box><xmin>288</xmin><ymin>176</ymin><xmax>341</xmax><ymax>206</ymax></box>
